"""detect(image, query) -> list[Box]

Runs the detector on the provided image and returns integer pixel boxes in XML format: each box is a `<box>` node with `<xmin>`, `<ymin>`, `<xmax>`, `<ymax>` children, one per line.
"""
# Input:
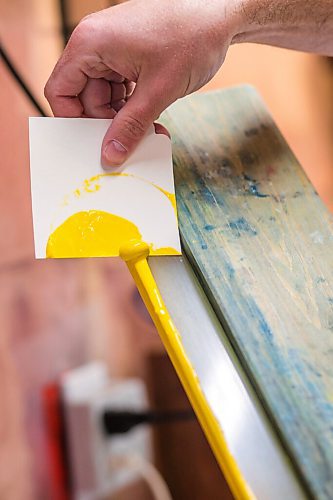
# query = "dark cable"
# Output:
<box><xmin>58</xmin><ymin>0</ymin><xmax>71</xmax><ymax>47</ymax></box>
<box><xmin>0</xmin><ymin>42</ymin><xmax>49</xmax><ymax>117</ymax></box>
<box><xmin>103</xmin><ymin>409</ymin><xmax>196</xmax><ymax>435</ymax></box>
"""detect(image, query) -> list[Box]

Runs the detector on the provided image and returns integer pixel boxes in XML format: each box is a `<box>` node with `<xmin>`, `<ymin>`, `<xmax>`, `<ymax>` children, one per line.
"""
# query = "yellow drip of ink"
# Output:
<box><xmin>46</xmin><ymin>210</ymin><xmax>179</xmax><ymax>258</ymax></box>
<box><xmin>119</xmin><ymin>241</ymin><xmax>253</xmax><ymax>500</ymax></box>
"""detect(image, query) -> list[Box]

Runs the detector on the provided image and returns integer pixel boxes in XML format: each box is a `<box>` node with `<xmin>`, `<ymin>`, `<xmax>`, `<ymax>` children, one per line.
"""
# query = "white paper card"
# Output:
<box><xmin>29</xmin><ymin>118</ymin><xmax>181</xmax><ymax>258</ymax></box>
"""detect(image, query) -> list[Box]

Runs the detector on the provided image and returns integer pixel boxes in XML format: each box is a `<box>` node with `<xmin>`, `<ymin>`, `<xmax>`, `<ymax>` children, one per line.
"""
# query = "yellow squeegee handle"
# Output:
<box><xmin>119</xmin><ymin>240</ymin><xmax>253</xmax><ymax>500</ymax></box>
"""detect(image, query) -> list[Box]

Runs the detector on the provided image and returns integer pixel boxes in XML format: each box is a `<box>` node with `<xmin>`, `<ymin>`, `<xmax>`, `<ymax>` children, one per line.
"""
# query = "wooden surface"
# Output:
<box><xmin>162</xmin><ymin>85</ymin><xmax>333</xmax><ymax>500</ymax></box>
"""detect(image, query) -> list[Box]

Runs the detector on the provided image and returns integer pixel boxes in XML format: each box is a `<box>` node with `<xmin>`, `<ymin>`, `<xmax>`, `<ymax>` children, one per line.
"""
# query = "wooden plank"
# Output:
<box><xmin>161</xmin><ymin>85</ymin><xmax>333</xmax><ymax>500</ymax></box>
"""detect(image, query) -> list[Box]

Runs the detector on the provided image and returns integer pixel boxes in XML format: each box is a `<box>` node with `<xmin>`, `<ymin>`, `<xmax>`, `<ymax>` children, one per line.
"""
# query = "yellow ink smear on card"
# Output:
<box><xmin>46</xmin><ymin>210</ymin><xmax>180</xmax><ymax>258</ymax></box>
<box><xmin>46</xmin><ymin>172</ymin><xmax>180</xmax><ymax>258</ymax></box>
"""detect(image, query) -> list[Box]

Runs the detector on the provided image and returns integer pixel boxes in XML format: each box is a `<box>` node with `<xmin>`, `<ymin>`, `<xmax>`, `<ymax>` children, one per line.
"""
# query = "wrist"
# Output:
<box><xmin>215</xmin><ymin>0</ymin><xmax>256</xmax><ymax>45</ymax></box>
<box><xmin>229</xmin><ymin>0</ymin><xmax>264</xmax><ymax>45</ymax></box>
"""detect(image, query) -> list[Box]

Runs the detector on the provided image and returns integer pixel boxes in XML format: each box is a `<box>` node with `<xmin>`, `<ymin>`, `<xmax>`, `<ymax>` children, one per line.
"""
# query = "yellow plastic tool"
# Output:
<box><xmin>120</xmin><ymin>240</ymin><xmax>254</xmax><ymax>500</ymax></box>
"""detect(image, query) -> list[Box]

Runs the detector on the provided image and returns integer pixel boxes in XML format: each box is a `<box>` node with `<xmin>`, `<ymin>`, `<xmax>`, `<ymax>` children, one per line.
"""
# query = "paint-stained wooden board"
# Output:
<box><xmin>161</xmin><ymin>85</ymin><xmax>333</xmax><ymax>500</ymax></box>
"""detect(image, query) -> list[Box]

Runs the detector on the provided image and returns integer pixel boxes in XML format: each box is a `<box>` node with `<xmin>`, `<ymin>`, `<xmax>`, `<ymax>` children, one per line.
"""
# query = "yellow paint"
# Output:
<box><xmin>83</xmin><ymin>178</ymin><xmax>101</xmax><ymax>193</ymax></box>
<box><xmin>47</xmin><ymin>171</ymin><xmax>179</xmax><ymax>258</ymax></box>
<box><xmin>155</xmin><ymin>186</ymin><xmax>177</xmax><ymax>214</ymax></box>
<box><xmin>46</xmin><ymin>210</ymin><xmax>180</xmax><ymax>258</ymax></box>
<box><xmin>149</xmin><ymin>246</ymin><xmax>180</xmax><ymax>255</ymax></box>
<box><xmin>120</xmin><ymin>240</ymin><xmax>254</xmax><ymax>500</ymax></box>
<box><xmin>75</xmin><ymin>172</ymin><xmax>177</xmax><ymax>214</ymax></box>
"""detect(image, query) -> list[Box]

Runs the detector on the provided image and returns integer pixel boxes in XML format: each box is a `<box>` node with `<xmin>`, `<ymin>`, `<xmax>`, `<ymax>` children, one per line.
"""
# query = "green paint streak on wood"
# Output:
<box><xmin>161</xmin><ymin>85</ymin><xmax>333</xmax><ymax>500</ymax></box>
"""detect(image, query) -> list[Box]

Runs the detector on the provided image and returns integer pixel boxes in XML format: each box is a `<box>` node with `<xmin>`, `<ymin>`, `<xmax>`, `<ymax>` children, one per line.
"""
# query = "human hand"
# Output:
<box><xmin>45</xmin><ymin>0</ymin><xmax>243</xmax><ymax>167</ymax></box>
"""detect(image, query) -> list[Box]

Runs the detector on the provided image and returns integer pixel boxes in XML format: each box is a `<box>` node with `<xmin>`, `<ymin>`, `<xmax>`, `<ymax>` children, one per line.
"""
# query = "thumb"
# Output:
<box><xmin>101</xmin><ymin>80</ymin><xmax>167</xmax><ymax>168</ymax></box>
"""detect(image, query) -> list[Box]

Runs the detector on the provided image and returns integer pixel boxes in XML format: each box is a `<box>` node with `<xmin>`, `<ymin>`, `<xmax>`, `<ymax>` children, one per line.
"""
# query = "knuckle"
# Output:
<box><xmin>80</xmin><ymin>13</ymin><xmax>94</xmax><ymax>24</ymax></box>
<box><xmin>121</xmin><ymin>114</ymin><xmax>146</xmax><ymax>141</ymax></box>
<box><xmin>70</xmin><ymin>14</ymin><xmax>95</xmax><ymax>45</ymax></box>
<box><xmin>70</xmin><ymin>24</ymin><xmax>86</xmax><ymax>45</ymax></box>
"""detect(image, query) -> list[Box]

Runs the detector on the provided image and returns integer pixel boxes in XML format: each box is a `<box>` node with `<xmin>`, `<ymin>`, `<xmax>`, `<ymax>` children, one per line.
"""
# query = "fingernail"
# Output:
<box><xmin>102</xmin><ymin>140</ymin><xmax>127</xmax><ymax>167</ymax></box>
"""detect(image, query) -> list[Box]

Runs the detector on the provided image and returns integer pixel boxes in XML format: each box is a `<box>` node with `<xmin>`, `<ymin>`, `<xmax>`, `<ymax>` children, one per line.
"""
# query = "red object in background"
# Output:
<box><xmin>42</xmin><ymin>383</ymin><xmax>70</xmax><ymax>500</ymax></box>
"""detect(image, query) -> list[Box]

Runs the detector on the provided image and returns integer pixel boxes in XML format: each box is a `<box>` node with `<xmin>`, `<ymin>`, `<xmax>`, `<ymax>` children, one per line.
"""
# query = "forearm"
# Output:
<box><xmin>234</xmin><ymin>0</ymin><xmax>333</xmax><ymax>56</ymax></box>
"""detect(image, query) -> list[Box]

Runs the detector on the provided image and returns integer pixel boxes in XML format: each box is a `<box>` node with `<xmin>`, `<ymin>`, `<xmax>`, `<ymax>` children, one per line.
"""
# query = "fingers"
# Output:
<box><xmin>44</xmin><ymin>17</ymin><xmax>120</xmax><ymax>117</ymax></box>
<box><xmin>80</xmin><ymin>78</ymin><xmax>115</xmax><ymax>118</ymax></box>
<box><xmin>79</xmin><ymin>78</ymin><xmax>130</xmax><ymax>118</ymax></box>
<box><xmin>44</xmin><ymin>60</ymin><xmax>86</xmax><ymax>117</ymax></box>
<box><xmin>109</xmin><ymin>81</ymin><xmax>127</xmax><ymax>112</ymax></box>
<box><xmin>45</xmin><ymin>22</ymin><xmax>133</xmax><ymax>120</ymax></box>
<box><xmin>44</xmin><ymin>31</ymin><xmax>89</xmax><ymax>117</ymax></box>
<box><xmin>101</xmin><ymin>79</ymin><xmax>172</xmax><ymax>168</ymax></box>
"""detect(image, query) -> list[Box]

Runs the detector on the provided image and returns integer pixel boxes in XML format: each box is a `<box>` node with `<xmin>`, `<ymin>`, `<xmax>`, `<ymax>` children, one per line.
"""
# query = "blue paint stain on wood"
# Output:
<box><xmin>228</xmin><ymin>217</ymin><xmax>257</xmax><ymax>237</ymax></box>
<box><xmin>243</xmin><ymin>174</ymin><xmax>269</xmax><ymax>198</ymax></box>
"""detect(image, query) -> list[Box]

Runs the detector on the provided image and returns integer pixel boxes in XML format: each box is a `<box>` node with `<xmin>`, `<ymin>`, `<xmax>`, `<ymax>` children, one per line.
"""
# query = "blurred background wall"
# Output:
<box><xmin>1</xmin><ymin>1</ymin><xmax>333</xmax><ymax>499</ymax></box>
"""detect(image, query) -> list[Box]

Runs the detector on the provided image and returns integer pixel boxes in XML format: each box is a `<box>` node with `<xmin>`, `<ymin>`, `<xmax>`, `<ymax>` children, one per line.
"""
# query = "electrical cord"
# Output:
<box><xmin>110</xmin><ymin>453</ymin><xmax>173</xmax><ymax>500</ymax></box>
<box><xmin>103</xmin><ymin>408</ymin><xmax>195</xmax><ymax>498</ymax></box>
<box><xmin>0</xmin><ymin>41</ymin><xmax>49</xmax><ymax>117</ymax></box>
<box><xmin>103</xmin><ymin>408</ymin><xmax>195</xmax><ymax>435</ymax></box>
